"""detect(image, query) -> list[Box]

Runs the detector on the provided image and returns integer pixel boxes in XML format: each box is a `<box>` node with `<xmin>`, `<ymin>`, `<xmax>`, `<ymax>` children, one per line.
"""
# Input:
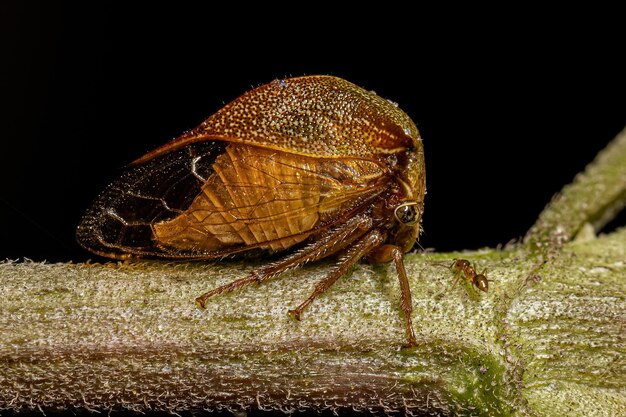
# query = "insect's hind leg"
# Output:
<box><xmin>194</xmin><ymin>270</ymin><xmax>265</xmax><ymax>308</ymax></box>
<box><xmin>195</xmin><ymin>214</ymin><xmax>374</xmax><ymax>308</ymax></box>
<box><xmin>287</xmin><ymin>229</ymin><xmax>385</xmax><ymax>321</ymax></box>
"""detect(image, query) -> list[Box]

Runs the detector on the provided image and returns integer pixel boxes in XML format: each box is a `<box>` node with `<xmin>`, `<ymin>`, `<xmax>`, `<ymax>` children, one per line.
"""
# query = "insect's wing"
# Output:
<box><xmin>77</xmin><ymin>142</ymin><xmax>387</xmax><ymax>260</ymax></box>
<box><xmin>77</xmin><ymin>141</ymin><xmax>225</xmax><ymax>259</ymax></box>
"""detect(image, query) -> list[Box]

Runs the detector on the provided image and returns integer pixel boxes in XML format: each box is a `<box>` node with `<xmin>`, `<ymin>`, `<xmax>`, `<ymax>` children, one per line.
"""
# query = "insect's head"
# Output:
<box><xmin>451</xmin><ymin>258</ymin><xmax>471</xmax><ymax>272</ymax></box>
<box><xmin>393</xmin><ymin>201</ymin><xmax>420</xmax><ymax>227</ymax></box>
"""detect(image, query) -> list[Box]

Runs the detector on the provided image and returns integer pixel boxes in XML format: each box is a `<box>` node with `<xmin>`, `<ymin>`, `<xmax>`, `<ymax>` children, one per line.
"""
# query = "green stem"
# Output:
<box><xmin>524</xmin><ymin>127</ymin><xmax>626</xmax><ymax>253</ymax></box>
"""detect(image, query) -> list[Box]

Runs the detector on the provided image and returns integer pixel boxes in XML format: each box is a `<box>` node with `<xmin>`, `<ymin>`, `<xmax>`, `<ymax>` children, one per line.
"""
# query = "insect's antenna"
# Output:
<box><xmin>429</xmin><ymin>259</ymin><xmax>451</xmax><ymax>268</ymax></box>
<box><xmin>433</xmin><ymin>272</ymin><xmax>463</xmax><ymax>300</ymax></box>
<box><xmin>433</xmin><ymin>259</ymin><xmax>462</xmax><ymax>299</ymax></box>
<box><xmin>450</xmin><ymin>274</ymin><xmax>463</xmax><ymax>289</ymax></box>
<box><xmin>411</xmin><ymin>237</ymin><xmax>427</xmax><ymax>253</ymax></box>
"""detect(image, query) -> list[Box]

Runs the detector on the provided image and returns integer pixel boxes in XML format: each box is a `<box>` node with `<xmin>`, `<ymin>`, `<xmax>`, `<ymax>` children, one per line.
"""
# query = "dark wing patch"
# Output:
<box><xmin>77</xmin><ymin>142</ymin><xmax>226</xmax><ymax>259</ymax></box>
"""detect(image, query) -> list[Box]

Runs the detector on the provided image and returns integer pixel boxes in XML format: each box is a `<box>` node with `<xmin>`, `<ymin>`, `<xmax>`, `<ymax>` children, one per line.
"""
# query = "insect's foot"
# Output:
<box><xmin>401</xmin><ymin>339</ymin><xmax>419</xmax><ymax>349</ymax></box>
<box><xmin>288</xmin><ymin>309</ymin><xmax>302</xmax><ymax>321</ymax></box>
<box><xmin>195</xmin><ymin>296</ymin><xmax>208</xmax><ymax>309</ymax></box>
<box><xmin>401</xmin><ymin>327</ymin><xmax>419</xmax><ymax>349</ymax></box>
<box><xmin>433</xmin><ymin>291</ymin><xmax>446</xmax><ymax>300</ymax></box>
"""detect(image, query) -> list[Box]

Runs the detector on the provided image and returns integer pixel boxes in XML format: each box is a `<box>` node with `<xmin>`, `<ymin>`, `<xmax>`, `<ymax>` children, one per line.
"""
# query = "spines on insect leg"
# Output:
<box><xmin>287</xmin><ymin>228</ymin><xmax>386</xmax><ymax>321</ymax></box>
<box><xmin>389</xmin><ymin>247</ymin><xmax>418</xmax><ymax>347</ymax></box>
<box><xmin>224</xmin><ymin>213</ymin><xmax>373</xmax><ymax>283</ymax></box>
<box><xmin>242</xmin><ymin>212</ymin><xmax>375</xmax><ymax>285</ymax></box>
<box><xmin>195</xmin><ymin>213</ymin><xmax>376</xmax><ymax>309</ymax></box>
<box><xmin>368</xmin><ymin>244</ymin><xmax>418</xmax><ymax>347</ymax></box>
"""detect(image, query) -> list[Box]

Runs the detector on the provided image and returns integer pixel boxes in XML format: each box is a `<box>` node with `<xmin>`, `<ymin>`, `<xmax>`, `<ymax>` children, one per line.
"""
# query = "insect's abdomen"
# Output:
<box><xmin>153</xmin><ymin>144</ymin><xmax>322</xmax><ymax>251</ymax></box>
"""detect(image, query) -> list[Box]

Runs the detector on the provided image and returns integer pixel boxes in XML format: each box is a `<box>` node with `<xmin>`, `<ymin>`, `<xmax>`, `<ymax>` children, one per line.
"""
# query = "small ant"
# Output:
<box><xmin>450</xmin><ymin>259</ymin><xmax>489</xmax><ymax>293</ymax></box>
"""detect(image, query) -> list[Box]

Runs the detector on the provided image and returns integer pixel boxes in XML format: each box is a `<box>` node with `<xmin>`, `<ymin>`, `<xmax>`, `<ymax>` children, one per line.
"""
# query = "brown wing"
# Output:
<box><xmin>77</xmin><ymin>141</ymin><xmax>388</xmax><ymax>259</ymax></box>
<box><xmin>134</xmin><ymin>76</ymin><xmax>420</xmax><ymax>163</ymax></box>
<box><xmin>152</xmin><ymin>143</ymin><xmax>387</xmax><ymax>254</ymax></box>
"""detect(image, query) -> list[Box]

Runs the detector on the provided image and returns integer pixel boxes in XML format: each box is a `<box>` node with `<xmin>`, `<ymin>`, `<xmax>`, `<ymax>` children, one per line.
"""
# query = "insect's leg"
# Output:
<box><xmin>253</xmin><ymin>213</ymin><xmax>374</xmax><ymax>282</ymax></box>
<box><xmin>194</xmin><ymin>271</ymin><xmax>265</xmax><ymax>308</ymax></box>
<box><xmin>195</xmin><ymin>214</ymin><xmax>373</xmax><ymax>308</ymax></box>
<box><xmin>288</xmin><ymin>229</ymin><xmax>385</xmax><ymax>321</ymax></box>
<box><xmin>433</xmin><ymin>271</ymin><xmax>462</xmax><ymax>301</ymax></box>
<box><xmin>390</xmin><ymin>247</ymin><xmax>418</xmax><ymax>347</ymax></box>
<box><xmin>368</xmin><ymin>244</ymin><xmax>418</xmax><ymax>347</ymax></box>
<box><xmin>467</xmin><ymin>262</ymin><xmax>478</xmax><ymax>281</ymax></box>
<box><xmin>451</xmin><ymin>271</ymin><xmax>463</xmax><ymax>288</ymax></box>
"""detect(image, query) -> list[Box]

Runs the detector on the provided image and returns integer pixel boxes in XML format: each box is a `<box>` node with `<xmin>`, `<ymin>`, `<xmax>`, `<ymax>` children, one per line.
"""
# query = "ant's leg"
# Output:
<box><xmin>450</xmin><ymin>270</ymin><xmax>464</xmax><ymax>288</ymax></box>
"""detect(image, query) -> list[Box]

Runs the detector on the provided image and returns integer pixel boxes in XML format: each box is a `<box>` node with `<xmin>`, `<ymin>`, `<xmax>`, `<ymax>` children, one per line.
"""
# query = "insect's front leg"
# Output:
<box><xmin>368</xmin><ymin>244</ymin><xmax>418</xmax><ymax>347</ymax></box>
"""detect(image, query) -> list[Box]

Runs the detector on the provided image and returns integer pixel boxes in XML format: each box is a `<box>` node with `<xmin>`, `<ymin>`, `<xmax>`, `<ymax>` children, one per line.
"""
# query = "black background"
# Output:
<box><xmin>2</xmin><ymin>3</ymin><xmax>625</xmax><ymax>263</ymax></box>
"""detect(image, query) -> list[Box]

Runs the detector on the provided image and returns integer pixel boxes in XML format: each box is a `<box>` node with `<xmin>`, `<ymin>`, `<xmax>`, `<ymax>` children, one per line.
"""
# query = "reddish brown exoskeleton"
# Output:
<box><xmin>450</xmin><ymin>259</ymin><xmax>489</xmax><ymax>292</ymax></box>
<box><xmin>77</xmin><ymin>76</ymin><xmax>426</xmax><ymax>346</ymax></box>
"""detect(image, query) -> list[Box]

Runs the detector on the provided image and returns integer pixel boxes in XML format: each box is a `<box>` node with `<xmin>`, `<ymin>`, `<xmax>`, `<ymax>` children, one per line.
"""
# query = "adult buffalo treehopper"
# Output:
<box><xmin>77</xmin><ymin>76</ymin><xmax>426</xmax><ymax>347</ymax></box>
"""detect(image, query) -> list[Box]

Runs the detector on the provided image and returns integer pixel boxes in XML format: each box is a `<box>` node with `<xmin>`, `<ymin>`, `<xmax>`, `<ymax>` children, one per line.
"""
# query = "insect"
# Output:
<box><xmin>450</xmin><ymin>259</ymin><xmax>489</xmax><ymax>292</ymax></box>
<box><xmin>77</xmin><ymin>76</ymin><xmax>426</xmax><ymax>347</ymax></box>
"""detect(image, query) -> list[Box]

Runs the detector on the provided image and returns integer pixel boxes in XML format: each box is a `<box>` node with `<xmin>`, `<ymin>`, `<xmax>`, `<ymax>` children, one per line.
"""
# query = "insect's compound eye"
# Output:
<box><xmin>394</xmin><ymin>202</ymin><xmax>419</xmax><ymax>226</ymax></box>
